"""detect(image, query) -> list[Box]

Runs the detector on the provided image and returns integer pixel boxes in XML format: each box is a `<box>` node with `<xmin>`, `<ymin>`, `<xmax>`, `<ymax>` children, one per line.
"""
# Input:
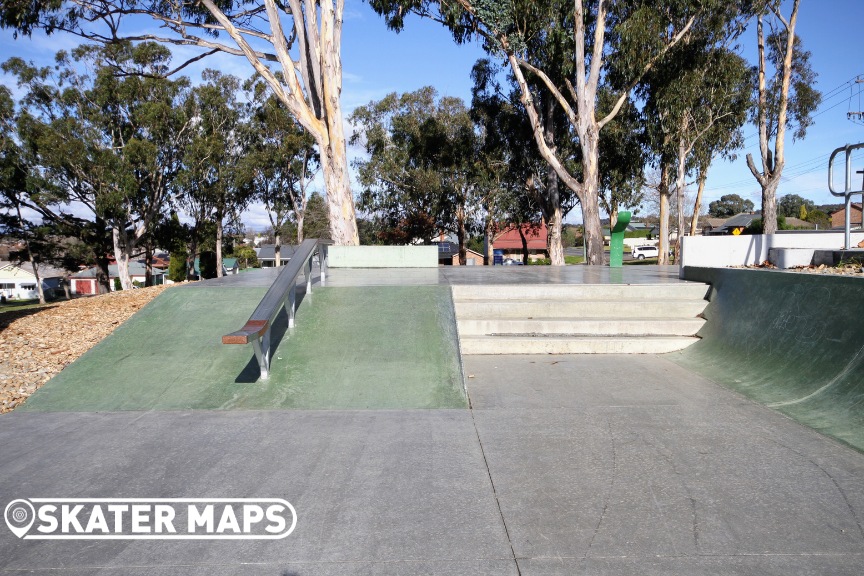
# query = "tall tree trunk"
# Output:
<box><xmin>215</xmin><ymin>214</ymin><xmax>224</xmax><ymax>278</ymax></box>
<box><xmin>518</xmin><ymin>225</ymin><xmax>529</xmax><ymax>263</ymax></box>
<box><xmin>675</xmin><ymin>133</ymin><xmax>688</xmax><ymax>262</ymax></box>
<box><xmin>542</xmin><ymin>98</ymin><xmax>565</xmax><ymax>266</ymax></box>
<box><xmin>762</xmin><ymin>179</ymin><xmax>780</xmax><ymax>234</ymax></box>
<box><xmin>485</xmin><ymin>214</ymin><xmax>494</xmax><ymax>265</ymax></box>
<box><xmin>112</xmin><ymin>227</ymin><xmax>134</xmax><ymax>290</ymax></box>
<box><xmin>658</xmin><ymin>164</ymin><xmax>671</xmax><ymax>265</ymax></box>
<box><xmin>187</xmin><ymin>233</ymin><xmax>198</xmax><ymax>281</ymax></box>
<box><xmin>94</xmin><ymin>217</ymin><xmax>112</xmax><ymax>294</ymax></box>
<box><xmin>456</xmin><ymin>203</ymin><xmax>467</xmax><ymax>265</ymax></box>
<box><xmin>145</xmin><ymin>242</ymin><xmax>153</xmax><ymax>287</ymax></box>
<box><xmin>274</xmin><ymin>233</ymin><xmax>281</xmax><ymax>267</ymax></box>
<box><xmin>580</xmin><ymin>135</ymin><xmax>605</xmax><ymax>266</ymax></box>
<box><xmin>690</xmin><ymin>170</ymin><xmax>707</xmax><ymax>236</ymax></box>
<box><xmin>297</xmin><ymin>215</ymin><xmax>304</xmax><ymax>243</ymax></box>
<box><xmin>15</xmin><ymin>201</ymin><xmax>45</xmax><ymax>304</ymax></box>
<box><xmin>320</xmin><ymin>139</ymin><xmax>357</xmax><ymax>244</ymax></box>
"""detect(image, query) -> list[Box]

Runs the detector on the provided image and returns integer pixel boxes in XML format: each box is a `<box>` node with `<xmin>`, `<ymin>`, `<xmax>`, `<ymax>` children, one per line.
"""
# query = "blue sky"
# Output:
<box><xmin>1</xmin><ymin>1</ymin><xmax>863</xmax><ymax>229</ymax></box>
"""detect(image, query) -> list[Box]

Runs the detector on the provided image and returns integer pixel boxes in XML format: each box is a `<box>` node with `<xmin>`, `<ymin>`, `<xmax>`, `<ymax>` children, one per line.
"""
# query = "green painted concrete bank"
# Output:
<box><xmin>671</xmin><ymin>267</ymin><xmax>864</xmax><ymax>452</ymax></box>
<box><xmin>22</xmin><ymin>285</ymin><xmax>466</xmax><ymax>412</ymax></box>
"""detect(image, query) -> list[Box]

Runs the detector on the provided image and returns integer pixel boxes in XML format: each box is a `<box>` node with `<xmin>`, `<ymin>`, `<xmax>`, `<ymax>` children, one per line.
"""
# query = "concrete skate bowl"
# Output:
<box><xmin>671</xmin><ymin>267</ymin><xmax>864</xmax><ymax>452</ymax></box>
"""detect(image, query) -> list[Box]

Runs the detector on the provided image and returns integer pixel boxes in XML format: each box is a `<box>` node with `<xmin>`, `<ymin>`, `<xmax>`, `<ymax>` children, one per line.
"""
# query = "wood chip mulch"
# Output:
<box><xmin>0</xmin><ymin>284</ymin><xmax>174</xmax><ymax>414</ymax></box>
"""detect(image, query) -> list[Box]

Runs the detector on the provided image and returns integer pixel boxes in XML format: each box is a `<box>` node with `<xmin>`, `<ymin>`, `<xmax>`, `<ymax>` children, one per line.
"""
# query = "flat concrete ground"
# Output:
<box><xmin>3</xmin><ymin>354</ymin><xmax>864</xmax><ymax>574</ymax></box>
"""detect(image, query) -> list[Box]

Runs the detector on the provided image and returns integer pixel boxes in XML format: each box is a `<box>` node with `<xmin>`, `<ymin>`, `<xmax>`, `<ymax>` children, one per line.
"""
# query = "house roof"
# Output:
<box><xmin>830</xmin><ymin>203</ymin><xmax>862</xmax><ymax>215</ymax></box>
<box><xmin>0</xmin><ymin>261</ymin><xmax>69</xmax><ymax>279</ymax></box>
<box><xmin>255</xmin><ymin>245</ymin><xmax>297</xmax><ymax>260</ymax></box>
<box><xmin>492</xmin><ymin>223</ymin><xmax>547</xmax><ymax>250</ymax></box>
<box><xmin>72</xmin><ymin>263</ymin><xmax>164</xmax><ymax>279</ymax></box>
<box><xmin>783</xmin><ymin>217</ymin><xmax>815</xmax><ymax>229</ymax></box>
<box><xmin>717</xmin><ymin>212</ymin><xmax>760</xmax><ymax>230</ymax></box>
<box><xmin>703</xmin><ymin>217</ymin><xmax>727</xmax><ymax>228</ymax></box>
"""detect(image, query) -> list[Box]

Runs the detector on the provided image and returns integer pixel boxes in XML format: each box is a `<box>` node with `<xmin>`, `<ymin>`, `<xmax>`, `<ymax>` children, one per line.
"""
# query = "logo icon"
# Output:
<box><xmin>4</xmin><ymin>499</ymin><xmax>35</xmax><ymax>538</ymax></box>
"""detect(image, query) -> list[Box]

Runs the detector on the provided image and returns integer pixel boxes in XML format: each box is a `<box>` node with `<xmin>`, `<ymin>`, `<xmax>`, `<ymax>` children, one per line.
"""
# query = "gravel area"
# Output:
<box><xmin>0</xmin><ymin>285</ymin><xmax>173</xmax><ymax>413</ymax></box>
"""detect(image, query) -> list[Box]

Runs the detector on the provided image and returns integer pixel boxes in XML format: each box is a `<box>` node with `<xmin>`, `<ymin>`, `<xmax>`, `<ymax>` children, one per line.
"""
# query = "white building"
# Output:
<box><xmin>0</xmin><ymin>261</ymin><xmax>67</xmax><ymax>301</ymax></box>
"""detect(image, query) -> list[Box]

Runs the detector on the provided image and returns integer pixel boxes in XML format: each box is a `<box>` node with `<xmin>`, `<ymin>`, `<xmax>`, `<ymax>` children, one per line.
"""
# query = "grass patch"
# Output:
<box><xmin>528</xmin><ymin>255</ymin><xmax>585</xmax><ymax>265</ymax></box>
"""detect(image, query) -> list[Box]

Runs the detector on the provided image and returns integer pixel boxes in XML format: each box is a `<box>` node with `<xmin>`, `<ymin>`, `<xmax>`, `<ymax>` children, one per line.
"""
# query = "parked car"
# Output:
<box><xmin>502</xmin><ymin>258</ymin><xmax>524</xmax><ymax>266</ymax></box>
<box><xmin>632</xmin><ymin>245</ymin><xmax>659</xmax><ymax>260</ymax></box>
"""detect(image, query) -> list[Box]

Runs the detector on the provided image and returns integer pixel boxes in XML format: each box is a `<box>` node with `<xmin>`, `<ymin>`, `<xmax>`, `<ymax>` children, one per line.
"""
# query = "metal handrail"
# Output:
<box><xmin>828</xmin><ymin>142</ymin><xmax>864</xmax><ymax>249</ymax></box>
<box><xmin>222</xmin><ymin>238</ymin><xmax>332</xmax><ymax>379</ymax></box>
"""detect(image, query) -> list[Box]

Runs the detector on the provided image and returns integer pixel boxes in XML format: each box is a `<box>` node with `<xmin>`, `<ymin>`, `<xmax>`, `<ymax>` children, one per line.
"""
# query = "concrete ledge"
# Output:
<box><xmin>768</xmin><ymin>247</ymin><xmax>815</xmax><ymax>269</ymax></box>
<box><xmin>329</xmin><ymin>246</ymin><xmax>438</xmax><ymax>268</ymax></box>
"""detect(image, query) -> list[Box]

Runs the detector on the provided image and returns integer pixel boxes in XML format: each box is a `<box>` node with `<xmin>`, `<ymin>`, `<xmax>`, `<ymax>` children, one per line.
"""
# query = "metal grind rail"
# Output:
<box><xmin>828</xmin><ymin>142</ymin><xmax>864</xmax><ymax>249</ymax></box>
<box><xmin>222</xmin><ymin>238</ymin><xmax>332</xmax><ymax>380</ymax></box>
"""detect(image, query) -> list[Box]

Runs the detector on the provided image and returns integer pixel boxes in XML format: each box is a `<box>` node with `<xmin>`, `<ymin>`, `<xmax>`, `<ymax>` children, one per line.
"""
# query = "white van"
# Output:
<box><xmin>632</xmin><ymin>245</ymin><xmax>659</xmax><ymax>260</ymax></box>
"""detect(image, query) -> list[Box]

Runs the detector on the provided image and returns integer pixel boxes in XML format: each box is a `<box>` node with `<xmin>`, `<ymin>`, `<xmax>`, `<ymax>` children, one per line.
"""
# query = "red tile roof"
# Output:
<box><xmin>492</xmin><ymin>223</ymin><xmax>548</xmax><ymax>250</ymax></box>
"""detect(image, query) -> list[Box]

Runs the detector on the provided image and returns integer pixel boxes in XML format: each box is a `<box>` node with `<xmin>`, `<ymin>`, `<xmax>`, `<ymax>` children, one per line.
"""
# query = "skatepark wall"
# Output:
<box><xmin>674</xmin><ymin>267</ymin><xmax>864</xmax><ymax>452</ymax></box>
<box><xmin>680</xmin><ymin>231</ymin><xmax>864</xmax><ymax>272</ymax></box>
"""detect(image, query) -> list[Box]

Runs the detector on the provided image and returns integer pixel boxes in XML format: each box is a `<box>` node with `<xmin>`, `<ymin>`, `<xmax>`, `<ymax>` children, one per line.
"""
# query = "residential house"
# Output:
<box><xmin>433</xmin><ymin>241</ymin><xmax>484</xmax><ymax>265</ymax></box>
<box><xmin>0</xmin><ymin>261</ymin><xmax>68</xmax><ymax>301</ymax></box>
<box><xmin>700</xmin><ymin>217</ymin><xmax>728</xmax><ymax>236</ymax></box>
<box><xmin>830</xmin><ymin>203</ymin><xmax>863</xmax><ymax>229</ymax></box>
<box><xmin>706</xmin><ymin>213</ymin><xmax>761</xmax><ymax>236</ymax></box>
<box><xmin>255</xmin><ymin>245</ymin><xmax>297</xmax><ymax>267</ymax></box>
<box><xmin>488</xmin><ymin>223</ymin><xmax>548</xmax><ymax>263</ymax></box>
<box><xmin>71</xmin><ymin>263</ymin><xmax>164</xmax><ymax>295</ymax></box>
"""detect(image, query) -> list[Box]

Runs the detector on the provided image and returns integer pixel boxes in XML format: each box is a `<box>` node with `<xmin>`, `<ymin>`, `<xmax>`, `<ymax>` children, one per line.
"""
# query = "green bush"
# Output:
<box><xmin>168</xmin><ymin>250</ymin><xmax>188</xmax><ymax>281</ymax></box>
<box><xmin>199</xmin><ymin>251</ymin><xmax>217</xmax><ymax>279</ymax></box>
<box><xmin>113</xmin><ymin>277</ymin><xmax>122</xmax><ymax>291</ymax></box>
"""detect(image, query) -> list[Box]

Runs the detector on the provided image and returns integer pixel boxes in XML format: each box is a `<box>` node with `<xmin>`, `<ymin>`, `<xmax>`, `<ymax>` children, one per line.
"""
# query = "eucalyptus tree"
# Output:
<box><xmin>180</xmin><ymin>70</ymin><xmax>252</xmax><ymax>278</ymax></box>
<box><xmin>645</xmin><ymin>45</ymin><xmax>750</xmax><ymax>260</ymax></box>
<box><xmin>350</xmin><ymin>87</ymin><xmax>480</xmax><ymax>262</ymax></box>
<box><xmin>0</xmin><ymin>0</ymin><xmax>359</xmax><ymax>245</ymax></box>
<box><xmin>686</xmin><ymin>50</ymin><xmax>750</xmax><ymax>236</ymax></box>
<box><xmin>241</xmin><ymin>78</ymin><xmax>320</xmax><ymax>261</ymax></box>
<box><xmin>369</xmin><ymin>0</ymin><xmax>723</xmax><ymax>265</ymax></box>
<box><xmin>746</xmin><ymin>0</ymin><xmax>820</xmax><ymax>234</ymax></box>
<box><xmin>3</xmin><ymin>43</ymin><xmax>191</xmax><ymax>290</ymax></box>
<box><xmin>3</xmin><ymin>56</ymin><xmax>112</xmax><ymax>292</ymax></box>
<box><xmin>0</xmin><ymin>87</ymin><xmax>47</xmax><ymax>303</ymax></box>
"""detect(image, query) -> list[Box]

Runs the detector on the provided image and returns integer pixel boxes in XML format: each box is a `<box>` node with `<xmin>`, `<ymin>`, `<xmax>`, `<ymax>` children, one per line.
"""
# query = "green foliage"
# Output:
<box><xmin>199</xmin><ymin>251</ymin><xmax>217</xmax><ymax>280</ymax></box>
<box><xmin>350</xmin><ymin>87</ymin><xmax>480</xmax><ymax>245</ymax></box>
<box><xmin>231</xmin><ymin>245</ymin><xmax>258</xmax><ymax>269</ymax></box>
<box><xmin>804</xmin><ymin>209</ymin><xmax>830</xmax><ymax>230</ymax></box>
<box><xmin>778</xmin><ymin>193</ymin><xmax>816</xmax><ymax>218</ymax></box>
<box><xmin>113</xmin><ymin>277</ymin><xmax>122</xmax><ymax>291</ymax></box>
<box><xmin>759</xmin><ymin>31</ymin><xmax>822</xmax><ymax>142</ymax></box>
<box><xmin>709</xmin><ymin>194</ymin><xmax>754</xmax><ymax>217</ymax></box>
<box><xmin>168</xmin><ymin>250</ymin><xmax>188</xmax><ymax>282</ymax></box>
<box><xmin>744</xmin><ymin>215</ymin><xmax>790</xmax><ymax>235</ymax></box>
<box><xmin>240</xmin><ymin>78</ymin><xmax>319</xmax><ymax>243</ymax></box>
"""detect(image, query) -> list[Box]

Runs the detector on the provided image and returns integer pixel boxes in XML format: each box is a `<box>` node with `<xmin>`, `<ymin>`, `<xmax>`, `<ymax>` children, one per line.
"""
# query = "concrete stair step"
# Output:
<box><xmin>451</xmin><ymin>283</ymin><xmax>710</xmax><ymax>301</ymax></box>
<box><xmin>459</xmin><ymin>335</ymin><xmax>700</xmax><ymax>355</ymax></box>
<box><xmin>457</xmin><ymin>317</ymin><xmax>705</xmax><ymax>337</ymax></box>
<box><xmin>454</xmin><ymin>299</ymin><xmax>708</xmax><ymax>319</ymax></box>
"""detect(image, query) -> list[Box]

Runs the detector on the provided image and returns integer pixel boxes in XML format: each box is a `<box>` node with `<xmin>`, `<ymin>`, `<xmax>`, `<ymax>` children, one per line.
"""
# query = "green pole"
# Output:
<box><xmin>609</xmin><ymin>211</ymin><xmax>631</xmax><ymax>268</ymax></box>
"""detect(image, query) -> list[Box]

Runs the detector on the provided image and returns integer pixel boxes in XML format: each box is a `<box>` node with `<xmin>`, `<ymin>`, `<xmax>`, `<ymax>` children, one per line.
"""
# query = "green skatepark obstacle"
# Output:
<box><xmin>20</xmin><ymin>282</ymin><xmax>466</xmax><ymax>412</ymax></box>
<box><xmin>609</xmin><ymin>211</ymin><xmax>631</xmax><ymax>268</ymax></box>
<box><xmin>673</xmin><ymin>267</ymin><xmax>864</xmax><ymax>453</ymax></box>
